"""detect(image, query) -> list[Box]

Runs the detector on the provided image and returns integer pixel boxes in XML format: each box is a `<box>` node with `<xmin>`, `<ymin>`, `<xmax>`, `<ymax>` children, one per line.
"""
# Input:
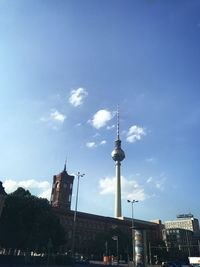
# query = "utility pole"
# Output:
<box><xmin>127</xmin><ymin>199</ymin><xmax>139</xmax><ymax>267</ymax></box>
<box><xmin>149</xmin><ymin>242</ymin><xmax>152</xmax><ymax>265</ymax></box>
<box><xmin>71</xmin><ymin>172</ymin><xmax>85</xmax><ymax>260</ymax></box>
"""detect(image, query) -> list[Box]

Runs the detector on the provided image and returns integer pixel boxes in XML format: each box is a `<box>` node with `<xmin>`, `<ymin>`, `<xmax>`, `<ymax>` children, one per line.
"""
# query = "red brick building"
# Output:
<box><xmin>50</xmin><ymin>166</ymin><xmax>163</xmax><ymax>259</ymax></box>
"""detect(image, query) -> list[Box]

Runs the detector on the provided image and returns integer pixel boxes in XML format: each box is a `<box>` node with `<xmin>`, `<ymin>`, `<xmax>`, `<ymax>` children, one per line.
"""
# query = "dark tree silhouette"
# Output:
<box><xmin>0</xmin><ymin>187</ymin><xmax>65</xmax><ymax>253</ymax></box>
<box><xmin>92</xmin><ymin>226</ymin><xmax>131</xmax><ymax>260</ymax></box>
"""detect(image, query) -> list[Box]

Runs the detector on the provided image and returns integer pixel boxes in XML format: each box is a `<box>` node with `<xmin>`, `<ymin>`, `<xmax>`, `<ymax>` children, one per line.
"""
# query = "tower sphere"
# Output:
<box><xmin>112</xmin><ymin>140</ymin><xmax>125</xmax><ymax>162</ymax></box>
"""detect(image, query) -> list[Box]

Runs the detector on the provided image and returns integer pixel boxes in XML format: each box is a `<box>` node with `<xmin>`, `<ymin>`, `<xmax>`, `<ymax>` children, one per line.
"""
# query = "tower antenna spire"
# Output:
<box><xmin>64</xmin><ymin>157</ymin><xmax>67</xmax><ymax>171</ymax></box>
<box><xmin>117</xmin><ymin>104</ymin><xmax>120</xmax><ymax>140</ymax></box>
<box><xmin>112</xmin><ymin>104</ymin><xmax>125</xmax><ymax>219</ymax></box>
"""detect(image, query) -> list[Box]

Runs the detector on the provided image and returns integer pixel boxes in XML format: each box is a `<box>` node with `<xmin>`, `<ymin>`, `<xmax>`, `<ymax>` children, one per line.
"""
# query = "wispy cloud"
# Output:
<box><xmin>89</xmin><ymin>109</ymin><xmax>113</xmax><ymax>129</ymax></box>
<box><xmin>100</xmin><ymin>140</ymin><xmax>107</xmax><ymax>145</ymax></box>
<box><xmin>40</xmin><ymin>109</ymin><xmax>66</xmax><ymax>129</ymax></box>
<box><xmin>99</xmin><ymin>176</ymin><xmax>148</xmax><ymax>201</ymax></box>
<box><xmin>86</xmin><ymin>142</ymin><xmax>96</xmax><ymax>148</ymax></box>
<box><xmin>126</xmin><ymin>125</ymin><xmax>146</xmax><ymax>143</ymax></box>
<box><xmin>146</xmin><ymin>175</ymin><xmax>166</xmax><ymax>191</ymax></box>
<box><xmin>93</xmin><ymin>133</ymin><xmax>101</xmax><ymax>138</ymax></box>
<box><xmin>146</xmin><ymin>157</ymin><xmax>157</xmax><ymax>163</ymax></box>
<box><xmin>86</xmin><ymin>140</ymin><xmax>107</xmax><ymax>148</ymax></box>
<box><xmin>69</xmin><ymin>88</ymin><xmax>88</xmax><ymax>107</ymax></box>
<box><xmin>107</xmin><ymin>124</ymin><xmax>115</xmax><ymax>130</ymax></box>
<box><xmin>3</xmin><ymin>179</ymin><xmax>51</xmax><ymax>200</ymax></box>
<box><xmin>146</xmin><ymin>177</ymin><xmax>153</xmax><ymax>183</ymax></box>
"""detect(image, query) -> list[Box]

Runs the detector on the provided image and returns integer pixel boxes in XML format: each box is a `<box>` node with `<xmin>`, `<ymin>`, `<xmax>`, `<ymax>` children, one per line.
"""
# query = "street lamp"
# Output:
<box><xmin>112</xmin><ymin>236</ymin><xmax>119</xmax><ymax>263</ymax></box>
<box><xmin>127</xmin><ymin>199</ymin><xmax>139</xmax><ymax>267</ymax></box>
<box><xmin>71</xmin><ymin>172</ymin><xmax>85</xmax><ymax>260</ymax></box>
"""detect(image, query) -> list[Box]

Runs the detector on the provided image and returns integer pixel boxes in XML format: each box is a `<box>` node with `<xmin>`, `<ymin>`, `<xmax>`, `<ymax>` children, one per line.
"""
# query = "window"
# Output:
<box><xmin>55</xmin><ymin>182</ymin><xmax>60</xmax><ymax>189</ymax></box>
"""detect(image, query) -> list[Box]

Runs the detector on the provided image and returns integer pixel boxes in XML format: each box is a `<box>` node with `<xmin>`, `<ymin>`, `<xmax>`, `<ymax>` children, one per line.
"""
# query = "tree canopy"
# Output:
<box><xmin>92</xmin><ymin>226</ymin><xmax>132</xmax><ymax>260</ymax></box>
<box><xmin>0</xmin><ymin>187</ymin><xmax>65</xmax><ymax>252</ymax></box>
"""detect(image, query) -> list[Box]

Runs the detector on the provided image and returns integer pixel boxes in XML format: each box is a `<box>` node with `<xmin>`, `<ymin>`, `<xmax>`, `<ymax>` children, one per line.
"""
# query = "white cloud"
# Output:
<box><xmin>3</xmin><ymin>179</ymin><xmax>51</xmax><ymax>200</ymax></box>
<box><xmin>50</xmin><ymin>110</ymin><xmax>66</xmax><ymax>123</ymax></box>
<box><xmin>89</xmin><ymin>109</ymin><xmax>113</xmax><ymax>129</ymax></box>
<box><xmin>126</xmin><ymin>125</ymin><xmax>146</xmax><ymax>143</ymax></box>
<box><xmin>100</xmin><ymin>140</ymin><xmax>107</xmax><ymax>145</ymax></box>
<box><xmin>99</xmin><ymin>176</ymin><xmax>147</xmax><ymax>201</ymax></box>
<box><xmin>146</xmin><ymin>177</ymin><xmax>153</xmax><ymax>183</ymax></box>
<box><xmin>86</xmin><ymin>142</ymin><xmax>96</xmax><ymax>148</ymax></box>
<box><xmin>39</xmin><ymin>188</ymin><xmax>52</xmax><ymax>199</ymax></box>
<box><xmin>69</xmin><ymin>88</ymin><xmax>88</xmax><ymax>107</ymax></box>
<box><xmin>40</xmin><ymin>109</ymin><xmax>66</xmax><ymax>129</ymax></box>
<box><xmin>99</xmin><ymin>177</ymin><xmax>115</xmax><ymax>195</ymax></box>
<box><xmin>155</xmin><ymin>178</ymin><xmax>166</xmax><ymax>191</ymax></box>
<box><xmin>86</xmin><ymin>140</ymin><xmax>107</xmax><ymax>148</ymax></box>
<box><xmin>107</xmin><ymin>124</ymin><xmax>115</xmax><ymax>130</ymax></box>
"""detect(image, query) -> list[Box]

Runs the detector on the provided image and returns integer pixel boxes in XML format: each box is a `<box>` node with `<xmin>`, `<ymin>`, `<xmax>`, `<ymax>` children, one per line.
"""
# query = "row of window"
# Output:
<box><xmin>62</xmin><ymin>219</ymin><xmax>104</xmax><ymax>230</ymax></box>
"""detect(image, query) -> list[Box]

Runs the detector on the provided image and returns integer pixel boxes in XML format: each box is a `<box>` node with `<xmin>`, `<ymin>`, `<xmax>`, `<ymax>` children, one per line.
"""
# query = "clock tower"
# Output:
<box><xmin>50</xmin><ymin>163</ymin><xmax>74</xmax><ymax>211</ymax></box>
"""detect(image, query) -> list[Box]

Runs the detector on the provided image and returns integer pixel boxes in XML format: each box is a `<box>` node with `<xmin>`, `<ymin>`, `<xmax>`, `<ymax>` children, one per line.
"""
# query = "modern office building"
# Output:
<box><xmin>163</xmin><ymin>214</ymin><xmax>200</xmax><ymax>259</ymax></box>
<box><xmin>164</xmin><ymin>214</ymin><xmax>200</xmax><ymax>234</ymax></box>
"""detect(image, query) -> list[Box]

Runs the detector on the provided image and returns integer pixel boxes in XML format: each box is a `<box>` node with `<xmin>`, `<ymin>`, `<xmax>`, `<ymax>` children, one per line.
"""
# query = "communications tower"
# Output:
<box><xmin>111</xmin><ymin>108</ymin><xmax>125</xmax><ymax>218</ymax></box>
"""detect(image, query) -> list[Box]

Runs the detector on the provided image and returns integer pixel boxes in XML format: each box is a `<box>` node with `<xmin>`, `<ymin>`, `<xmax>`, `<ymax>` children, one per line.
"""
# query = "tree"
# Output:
<box><xmin>0</xmin><ymin>187</ymin><xmax>65</xmax><ymax>253</ymax></box>
<box><xmin>92</xmin><ymin>226</ymin><xmax>131</xmax><ymax>260</ymax></box>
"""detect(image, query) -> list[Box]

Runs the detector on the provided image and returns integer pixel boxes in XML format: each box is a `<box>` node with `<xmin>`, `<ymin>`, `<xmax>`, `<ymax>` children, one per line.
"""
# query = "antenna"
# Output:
<box><xmin>64</xmin><ymin>157</ymin><xmax>67</xmax><ymax>171</ymax></box>
<box><xmin>117</xmin><ymin>105</ymin><xmax>120</xmax><ymax>140</ymax></box>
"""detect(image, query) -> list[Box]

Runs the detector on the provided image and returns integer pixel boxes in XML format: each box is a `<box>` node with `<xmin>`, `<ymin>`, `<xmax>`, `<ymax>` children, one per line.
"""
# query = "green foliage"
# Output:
<box><xmin>0</xmin><ymin>187</ymin><xmax>65</xmax><ymax>252</ymax></box>
<box><xmin>92</xmin><ymin>226</ymin><xmax>131</xmax><ymax>260</ymax></box>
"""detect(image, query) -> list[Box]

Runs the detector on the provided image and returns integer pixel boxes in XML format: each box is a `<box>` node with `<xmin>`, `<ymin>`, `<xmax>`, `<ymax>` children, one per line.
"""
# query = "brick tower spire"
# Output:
<box><xmin>50</xmin><ymin>163</ymin><xmax>74</xmax><ymax>211</ymax></box>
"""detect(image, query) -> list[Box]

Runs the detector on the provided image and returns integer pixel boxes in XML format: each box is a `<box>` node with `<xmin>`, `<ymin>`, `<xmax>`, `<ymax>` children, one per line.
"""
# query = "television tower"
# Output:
<box><xmin>111</xmin><ymin>107</ymin><xmax>125</xmax><ymax>218</ymax></box>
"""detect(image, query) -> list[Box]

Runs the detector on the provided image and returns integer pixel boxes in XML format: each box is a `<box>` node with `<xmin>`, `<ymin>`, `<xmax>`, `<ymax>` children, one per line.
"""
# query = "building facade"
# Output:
<box><xmin>163</xmin><ymin>214</ymin><xmax>200</xmax><ymax>260</ymax></box>
<box><xmin>50</xmin><ymin>112</ymin><xmax>163</xmax><ymax>260</ymax></box>
<box><xmin>50</xmin><ymin>163</ymin><xmax>74</xmax><ymax>211</ymax></box>
<box><xmin>50</xmin><ymin>166</ymin><xmax>163</xmax><ymax>259</ymax></box>
<box><xmin>164</xmin><ymin>214</ymin><xmax>200</xmax><ymax>234</ymax></box>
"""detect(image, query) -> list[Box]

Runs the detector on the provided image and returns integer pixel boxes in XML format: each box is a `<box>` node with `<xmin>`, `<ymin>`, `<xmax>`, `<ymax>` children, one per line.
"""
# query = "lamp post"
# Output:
<box><xmin>127</xmin><ymin>199</ymin><xmax>139</xmax><ymax>267</ymax></box>
<box><xmin>71</xmin><ymin>172</ymin><xmax>85</xmax><ymax>260</ymax></box>
<box><xmin>112</xmin><ymin>236</ymin><xmax>119</xmax><ymax>263</ymax></box>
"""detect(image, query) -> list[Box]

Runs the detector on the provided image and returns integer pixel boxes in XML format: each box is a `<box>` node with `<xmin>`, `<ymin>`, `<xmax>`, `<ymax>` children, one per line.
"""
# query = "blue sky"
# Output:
<box><xmin>0</xmin><ymin>0</ymin><xmax>200</xmax><ymax>222</ymax></box>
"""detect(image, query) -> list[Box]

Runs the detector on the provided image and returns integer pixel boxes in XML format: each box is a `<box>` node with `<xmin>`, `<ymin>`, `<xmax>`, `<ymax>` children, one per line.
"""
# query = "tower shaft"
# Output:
<box><xmin>115</xmin><ymin>161</ymin><xmax>122</xmax><ymax>218</ymax></box>
<box><xmin>111</xmin><ymin>107</ymin><xmax>125</xmax><ymax>219</ymax></box>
